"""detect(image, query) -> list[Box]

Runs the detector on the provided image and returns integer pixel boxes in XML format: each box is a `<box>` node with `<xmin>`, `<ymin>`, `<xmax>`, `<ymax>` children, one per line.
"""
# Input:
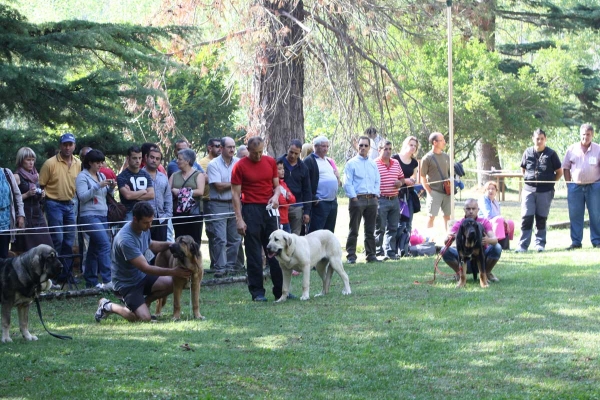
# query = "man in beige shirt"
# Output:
<box><xmin>39</xmin><ymin>132</ymin><xmax>82</xmax><ymax>284</ymax></box>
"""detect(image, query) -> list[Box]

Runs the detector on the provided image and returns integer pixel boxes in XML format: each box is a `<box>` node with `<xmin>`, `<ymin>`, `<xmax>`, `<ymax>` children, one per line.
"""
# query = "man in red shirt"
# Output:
<box><xmin>232</xmin><ymin>137</ymin><xmax>284</xmax><ymax>302</ymax></box>
<box><xmin>375</xmin><ymin>140</ymin><xmax>405</xmax><ymax>259</ymax></box>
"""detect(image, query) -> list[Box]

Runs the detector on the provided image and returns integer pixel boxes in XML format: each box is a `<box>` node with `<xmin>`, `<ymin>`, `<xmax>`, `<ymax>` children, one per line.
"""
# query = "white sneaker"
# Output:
<box><xmin>101</xmin><ymin>282</ymin><xmax>113</xmax><ymax>291</ymax></box>
<box><xmin>94</xmin><ymin>283</ymin><xmax>103</xmax><ymax>289</ymax></box>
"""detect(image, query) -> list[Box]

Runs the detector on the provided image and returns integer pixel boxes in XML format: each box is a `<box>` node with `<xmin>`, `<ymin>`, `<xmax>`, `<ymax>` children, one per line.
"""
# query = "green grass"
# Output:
<box><xmin>2</xmin><ymin>194</ymin><xmax>599</xmax><ymax>399</ymax></box>
<box><xmin>2</xmin><ymin>248</ymin><xmax>600</xmax><ymax>399</ymax></box>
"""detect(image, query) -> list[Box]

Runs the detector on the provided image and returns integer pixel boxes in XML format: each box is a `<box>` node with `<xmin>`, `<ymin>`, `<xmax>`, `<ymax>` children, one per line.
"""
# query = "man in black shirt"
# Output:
<box><xmin>515</xmin><ymin>129</ymin><xmax>562</xmax><ymax>253</ymax></box>
<box><xmin>277</xmin><ymin>139</ymin><xmax>312</xmax><ymax>235</ymax></box>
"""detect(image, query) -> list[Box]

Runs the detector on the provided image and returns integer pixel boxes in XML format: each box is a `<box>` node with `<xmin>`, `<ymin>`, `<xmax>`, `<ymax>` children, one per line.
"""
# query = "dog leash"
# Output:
<box><xmin>413</xmin><ymin>236</ymin><xmax>455</xmax><ymax>285</ymax></box>
<box><xmin>34</xmin><ymin>297</ymin><xmax>72</xmax><ymax>340</ymax></box>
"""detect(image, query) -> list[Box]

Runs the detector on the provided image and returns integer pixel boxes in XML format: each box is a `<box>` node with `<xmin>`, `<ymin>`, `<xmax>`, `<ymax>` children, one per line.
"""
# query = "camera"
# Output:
<box><xmin>35</xmin><ymin>188</ymin><xmax>43</xmax><ymax>195</ymax></box>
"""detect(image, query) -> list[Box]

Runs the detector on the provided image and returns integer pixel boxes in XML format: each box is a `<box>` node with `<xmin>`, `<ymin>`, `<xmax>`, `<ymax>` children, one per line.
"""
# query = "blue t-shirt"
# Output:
<box><xmin>117</xmin><ymin>168</ymin><xmax>154</xmax><ymax>212</ymax></box>
<box><xmin>111</xmin><ymin>222</ymin><xmax>151</xmax><ymax>291</ymax></box>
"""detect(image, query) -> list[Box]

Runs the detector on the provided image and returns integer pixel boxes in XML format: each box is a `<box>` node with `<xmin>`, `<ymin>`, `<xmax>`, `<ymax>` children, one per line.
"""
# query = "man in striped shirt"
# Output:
<box><xmin>375</xmin><ymin>140</ymin><xmax>405</xmax><ymax>260</ymax></box>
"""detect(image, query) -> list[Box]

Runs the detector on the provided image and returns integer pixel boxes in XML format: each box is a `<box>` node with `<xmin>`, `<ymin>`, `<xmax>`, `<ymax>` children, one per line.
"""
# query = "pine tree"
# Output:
<box><xmin>0</xmin><ymin>4</ymin><xmax>190</xmax><ymax>161</ymax></box>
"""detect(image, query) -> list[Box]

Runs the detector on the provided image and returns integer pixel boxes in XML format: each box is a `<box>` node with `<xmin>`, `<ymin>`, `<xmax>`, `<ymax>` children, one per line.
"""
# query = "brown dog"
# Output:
<box><xmin>154</xmin><ymin>235</ymin><xmax>204</xmax><ymax>320</ymax></box>
<box><xmin>1</xmin><ymin>245</ymin><xmax>63</xmax><ymax>343</ymax></box>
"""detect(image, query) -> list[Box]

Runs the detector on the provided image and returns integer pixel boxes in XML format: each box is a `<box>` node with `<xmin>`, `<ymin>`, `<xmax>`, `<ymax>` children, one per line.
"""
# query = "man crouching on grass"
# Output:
<box><xmin>95</xmin><ymin>201</ymin><xmax>191</xmax><ymax>322</ymax></box>
<box><xmin>442</xmin><ymin>198</ymin><xmax>502</xmax><ymax>283</ymax></box>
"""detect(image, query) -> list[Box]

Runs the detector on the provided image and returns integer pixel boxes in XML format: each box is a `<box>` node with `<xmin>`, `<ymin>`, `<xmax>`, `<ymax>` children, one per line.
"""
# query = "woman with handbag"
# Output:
<box><xmin>0</xmin><ymin>167</ymin><xmax>25</xmax><ymax>258</ymax></box>
<box><xmin>10</xmin><ymin>147</ymin><xmax>54</xmax><ymax>254</ymax></box>
<box><xmin>76</xmin><ymin>149</ymin><xmax>116</xmax><ymax>289</ymax></box>
<box><xmin>169</xmin><ymin>148</ymin><xmax>204</xmax><ymax>244</ymax></box>
<box><xmin>393</xmin><ymin>136</ymin><xmax>421</xmax><ymax>232</ymax></box>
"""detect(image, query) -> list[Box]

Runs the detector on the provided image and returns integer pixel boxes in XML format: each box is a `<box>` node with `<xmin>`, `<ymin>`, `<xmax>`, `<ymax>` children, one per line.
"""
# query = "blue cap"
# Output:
<box><xmin>60</xmin><ymin>133</ymin><xmax>76</xmax><ymax>143</ymax></box>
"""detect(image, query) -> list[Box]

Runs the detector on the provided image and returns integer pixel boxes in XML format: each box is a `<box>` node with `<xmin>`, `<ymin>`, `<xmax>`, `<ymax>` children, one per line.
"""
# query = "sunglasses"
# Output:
<box><xmin>358</xmin><ymin>144</ymin><xmax>370</xmax><ymax>148</ymax></box>
<box><xmin>212</xmin><ymin>144</ymin><xmax>221</xmax><ymax>148</ymax></box>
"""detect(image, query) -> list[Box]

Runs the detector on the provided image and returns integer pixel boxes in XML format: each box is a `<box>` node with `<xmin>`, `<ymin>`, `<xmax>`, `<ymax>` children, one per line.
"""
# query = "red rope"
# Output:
<box><xmin>413</xmin><ymin>236</ymin><xmax>455</xmax><ymax>285</ymax></box>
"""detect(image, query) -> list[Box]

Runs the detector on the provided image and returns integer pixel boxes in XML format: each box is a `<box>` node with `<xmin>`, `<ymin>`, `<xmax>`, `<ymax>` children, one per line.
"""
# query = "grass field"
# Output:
<box><xmin>2</xmin><ymin>188</ymin><xmax>599</xmax><ymax>399</ymax></box>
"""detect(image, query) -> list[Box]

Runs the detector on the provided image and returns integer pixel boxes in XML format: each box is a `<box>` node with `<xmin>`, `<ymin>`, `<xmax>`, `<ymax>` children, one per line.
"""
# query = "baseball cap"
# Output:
<box><xmin>60</xmin><ymin>133</ymin><xmax>76</xmax><ymax>143</ymax></box>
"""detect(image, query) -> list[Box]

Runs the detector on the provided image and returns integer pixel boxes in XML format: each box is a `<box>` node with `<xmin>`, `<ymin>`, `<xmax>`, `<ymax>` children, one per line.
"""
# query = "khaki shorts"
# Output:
<box><xmin>426</xmin><ymin>190</ymin><xmax>451</xmax><ymax>217</ymax></box>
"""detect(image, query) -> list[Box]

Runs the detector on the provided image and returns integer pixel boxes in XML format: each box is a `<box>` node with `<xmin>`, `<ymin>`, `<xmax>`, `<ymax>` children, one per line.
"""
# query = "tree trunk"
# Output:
<box><xmin>475</xmin><ymin>140</ymin><xmax>501</xmax><ymax>186</ymax></box>
<box><xmin>474</xmin><ymin>0</ymin><xmax>500</xmax><ymax>186</ymax></box>
<box><xmin>249</xmin><ymin>0</ymin><xmax>305</xmax><ymax>158</ymax></box>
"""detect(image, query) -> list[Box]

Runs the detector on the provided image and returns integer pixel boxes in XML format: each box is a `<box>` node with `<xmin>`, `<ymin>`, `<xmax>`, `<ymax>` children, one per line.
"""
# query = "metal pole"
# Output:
<box><xmin>446</xmin><ymin>0</ymin><xmax>455</xmax><ymax>219</ymax></box>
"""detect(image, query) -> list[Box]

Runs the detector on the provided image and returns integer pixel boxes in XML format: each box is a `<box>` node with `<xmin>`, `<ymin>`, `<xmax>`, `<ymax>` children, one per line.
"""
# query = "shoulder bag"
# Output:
<box><xmin>430</xmin><ymin>153</ymin><xmax>451</xmax><ymax>196</ymax></box>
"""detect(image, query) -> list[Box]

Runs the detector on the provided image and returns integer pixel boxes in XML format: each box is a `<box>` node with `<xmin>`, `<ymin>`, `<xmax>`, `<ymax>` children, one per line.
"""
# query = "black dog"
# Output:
<box><xmin>455</xmin><ymin>218</ymin><xmax>488</xmax><ymax>288</ymax></box>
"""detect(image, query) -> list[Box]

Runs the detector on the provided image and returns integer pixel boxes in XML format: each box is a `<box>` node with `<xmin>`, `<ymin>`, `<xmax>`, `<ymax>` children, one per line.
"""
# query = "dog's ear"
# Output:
<box><xmin>286</xmin><ymin>235</ymin><xmax>292</xmax><ymax>247</ymax></box>
<box><xmin>190</xmin><ymin>241</ymin><xmax>200</xmax><ymax>257</ymax></box>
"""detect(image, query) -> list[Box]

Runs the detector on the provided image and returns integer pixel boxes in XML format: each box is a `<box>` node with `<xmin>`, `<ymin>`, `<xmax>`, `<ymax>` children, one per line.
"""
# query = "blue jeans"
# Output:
<box><xmin>79</xmin><ymin>215</ymin><xmax>112</xmax><ymax>287</ymax></box>
<box><xmin>442</xmin><ymin>243</ymin><xmax>502</xmax><ymax>264</ymax></box>
<box><xmin>45</xmin><ymin>199</ymin><xmax>76</xmax><ymax>281</ymax></box>
<box><xmin>567</xmin><ymin>182</ymin><xmax>600</xmax><ymax>246</ymax></box>
<box><xmin>308</xmin><ymin>199</ymin><xmax>338</xmax><ymax>233</ymax></box>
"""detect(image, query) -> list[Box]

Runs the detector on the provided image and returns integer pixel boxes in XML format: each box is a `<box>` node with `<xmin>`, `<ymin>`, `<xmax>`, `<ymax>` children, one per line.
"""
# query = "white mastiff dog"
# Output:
<box><xmin>267</xmin><ymin>229</ymin><xmax>351</xmax><ymax>302</ymax></box>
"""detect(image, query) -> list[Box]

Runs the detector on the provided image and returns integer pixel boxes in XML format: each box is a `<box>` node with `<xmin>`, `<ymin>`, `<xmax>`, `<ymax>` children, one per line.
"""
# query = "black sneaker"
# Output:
<box><xmin>565</xmin><ymin>244</ymin><xmax>582</xmax><ymax>251</ymax></box>
<box><xmin>94</xmin><ymin>298</ymin><xmax>112</xmax><ymax>322</ymax></box>
<box><xmin>253</xmin><ymin>295</ymin><xmax>268</xmax><ymax>302</ymax></box>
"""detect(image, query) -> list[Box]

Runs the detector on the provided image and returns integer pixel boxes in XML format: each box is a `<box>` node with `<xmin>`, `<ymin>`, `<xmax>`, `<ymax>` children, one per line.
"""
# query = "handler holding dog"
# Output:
<box><xmin>95</xmin><ymin>202</ymin><xmax>191</xmax><ymax>323</ymax></box>
<box><xmin>442</xmin><ymin>199</ymin><xmax>502</xmax><ymax>283</ymax></box>
<box><xmin>231</xmin><ymin>136</ymin><xmax>284</xmax><ymax>302</ymax></box>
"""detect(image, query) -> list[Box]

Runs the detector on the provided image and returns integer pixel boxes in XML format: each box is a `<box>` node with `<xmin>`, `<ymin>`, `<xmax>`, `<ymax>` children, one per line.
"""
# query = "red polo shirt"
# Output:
<box><xmin>231</xmin><ymin>156</ymin><xmax>278</xmax><ymax>204</ymax></box>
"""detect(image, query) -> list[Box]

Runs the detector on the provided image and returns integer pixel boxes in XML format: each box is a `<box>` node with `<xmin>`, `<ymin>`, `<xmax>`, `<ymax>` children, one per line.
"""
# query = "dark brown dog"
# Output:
<box><xmin>154</xmin><ymin>236</ymin><xmax>204</xmax><ymax>320</ymax></box>
<box><xmin>456</xmin><ymin>218</ymin><xmax>488</xmax><ymax>288</ymax></box>
<box><xmin>0</xmin><ymin>245</ymin><xmax>63</xmax><ymax>342</ymax></box>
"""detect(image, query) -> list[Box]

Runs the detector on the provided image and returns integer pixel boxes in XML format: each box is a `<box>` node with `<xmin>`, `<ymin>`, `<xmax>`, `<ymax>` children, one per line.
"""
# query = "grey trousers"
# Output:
<box><xmin>205</xmin><ymin>200</ymin><xmax>241</xmax><ymax>271</ymax></box>
<box><xmin>288</xmin><ymin>205</ymin><xmax>304</xmax><ymax>235</ymax></box>
<box><xmin>375</xmin><ymin>197</ymin><xmax>400</xmax><ymax>257</ymax></box>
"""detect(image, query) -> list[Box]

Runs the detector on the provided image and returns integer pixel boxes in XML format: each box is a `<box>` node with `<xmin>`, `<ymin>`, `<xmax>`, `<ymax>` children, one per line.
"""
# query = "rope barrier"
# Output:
<box><xmin>2</xmin><ymin>173</ymin><xmax>568</xmax><ymax>236</ymax></box>
<box><xmin>1</xmin><ymin>197</ymin><xmax>337</xmax><ymax>236</ymax></box>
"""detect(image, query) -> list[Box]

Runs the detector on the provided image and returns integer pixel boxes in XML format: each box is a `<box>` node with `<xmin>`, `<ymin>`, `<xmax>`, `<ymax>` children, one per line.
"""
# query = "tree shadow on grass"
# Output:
<box><xmin>1</xmin><ymin>253</ymin><xmax>600</xmax><ymax>399</ymax></box>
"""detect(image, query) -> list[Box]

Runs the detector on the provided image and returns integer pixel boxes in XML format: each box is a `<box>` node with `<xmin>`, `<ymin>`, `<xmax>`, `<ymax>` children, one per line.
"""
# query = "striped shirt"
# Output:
<box><xmin>375</xmin><ymin>157</ymin><xmax>404</xmax><ymax>197</ymax></box>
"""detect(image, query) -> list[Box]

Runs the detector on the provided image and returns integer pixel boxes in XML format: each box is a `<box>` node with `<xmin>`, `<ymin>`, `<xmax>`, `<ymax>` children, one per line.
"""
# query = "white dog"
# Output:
<box><xmin>266</xmin><ymin>229</ymin><xmax>352</xmax><ymax>302</ymax></box>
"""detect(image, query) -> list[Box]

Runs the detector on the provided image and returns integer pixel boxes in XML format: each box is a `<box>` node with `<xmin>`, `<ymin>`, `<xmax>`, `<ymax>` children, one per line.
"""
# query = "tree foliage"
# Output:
<box><xmin>0</xmin><ymin>3</ymin><xmax>192</xmax><ymax>162</ymax></box>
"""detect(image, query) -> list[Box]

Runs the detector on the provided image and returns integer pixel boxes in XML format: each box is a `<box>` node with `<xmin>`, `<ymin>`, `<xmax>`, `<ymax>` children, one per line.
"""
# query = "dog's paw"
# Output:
<box><xmin>274</xmin><ymin>296</ymin><xmax>287</xmax><ymax>303</ymax></box>
<box><xmin>300</xmin><ymin>294</ymin><xmax>310</xmax><ymax>301</ymax></box>
<box><xmin>1</xmin><ymin>336</ymin><xmax>13</xmax><ymax>343</ymax></box>
<box><xmin>456</xmin><ymin>282</ymin><xmax>466</xmax><ymax>288</ymax></box>
<box><xmin>314</xmin><ymin>292</ymin><xmax>324</xmax><ymax>297</ymax></box>
<box><xmin>194</xmin><ymin>315</ymin><xmax>206</xmax><ymax>320</ymax></box>
<box><xmin>342</xmin><ymin>289</ymin><xmax>352</xmax><ymax>295</ymax></box>
<box><xmin>24</xmin><ymin>334</ymin><xmax>38</xmax><ymax>341</ymax></box>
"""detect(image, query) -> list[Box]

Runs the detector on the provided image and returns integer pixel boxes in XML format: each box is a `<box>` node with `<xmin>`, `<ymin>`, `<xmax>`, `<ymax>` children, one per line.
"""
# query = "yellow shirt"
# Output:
<box><xmin>199</xmin><ymin>156</ymin><xmax>213</xmax><ymax>200</ymax></box>
<box><xmin>39</xmin><ymin>153</ymin><xmax>82</xmax><ymax>201</ymax></box>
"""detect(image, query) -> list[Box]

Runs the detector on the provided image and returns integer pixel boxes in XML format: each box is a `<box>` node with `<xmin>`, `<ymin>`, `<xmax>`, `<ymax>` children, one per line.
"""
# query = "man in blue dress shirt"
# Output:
<box><xmin>344</xmin><ymin>136</ymin><xmax>381</xmax><ymax>263</ymax></box>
